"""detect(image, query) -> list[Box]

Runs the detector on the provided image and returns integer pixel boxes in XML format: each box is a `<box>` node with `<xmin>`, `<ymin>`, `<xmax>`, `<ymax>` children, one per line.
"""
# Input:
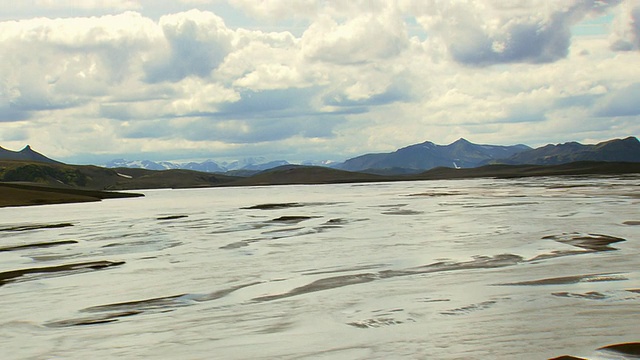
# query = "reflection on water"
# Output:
<box><xmin>0</xmin><ymin>177</ymin><xmax>639</xmax><ymax>359</ymax></box>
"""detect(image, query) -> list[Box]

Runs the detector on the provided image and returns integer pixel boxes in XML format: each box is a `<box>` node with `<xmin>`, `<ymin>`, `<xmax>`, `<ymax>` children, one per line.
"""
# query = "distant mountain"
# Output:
<box><xmin>104</xmin><ymin>159</ymin><xmax>176</xmax><ymax>171</ymax></box>
<box><xmin>0</xmin><ymin>145</ymin><xmax>62</xmax><ymax>164</ymax></box>
<box><xmin>182</xmin><ymin>160</ymin><xmax>225</xmax><ymax>173</ymax></box>
<box><xmin>103</xmin><ymin>157</ymin><xmax>291</xmax><ymax>173</ymax></box>
<box><xmin>498</xmin><ymin>137</ymin><xmax>640</xmax><ymax>165</ymax></box>
<box><xmin>335</xmin><ymin>138</ymin><xmax>531</xmax><ymax>173</ymax></box>
<box><xmin>239</xmin><ymin>160</ymin><xmax>290</xmax><ymax>171</ymax></box>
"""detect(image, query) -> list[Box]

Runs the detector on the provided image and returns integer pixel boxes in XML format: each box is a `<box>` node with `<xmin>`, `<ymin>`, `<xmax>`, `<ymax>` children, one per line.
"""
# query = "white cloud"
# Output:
<box><xmin>415</xmin><ymin>0</ymin><xmax>622</xmax><ymax>66</ymax></box>
<box><xmin>228</xmin><ymin>0</ymin><xmax>320</xmax><ymax>20</ymax></box>
<box><xmin>144</xmin><ymin>10</ymin><xmax>234</xmax><ymax>82</ymax></box>
<box><xmin>301</xmin><ymin>9</ymin><xmax>408</xmax><ymax>64</ymax></box>
<box><xmin>610</xmin><ymin>1</ymin><xmax>640</xmax><ymax>51</ymax></box>
<box><xmin>34</xmin><ymin>0</ymin><xmax>142</xmax><ymax>11</ymax></box>
<box><xmin>0</xmin><ymin>1</ymin><xmax>638</xmax><ymax>163</ymax></box>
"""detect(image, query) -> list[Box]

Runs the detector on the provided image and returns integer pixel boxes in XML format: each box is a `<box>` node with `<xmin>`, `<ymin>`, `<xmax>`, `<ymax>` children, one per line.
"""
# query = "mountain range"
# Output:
<box><xmin>334</xmin><ymin>137</ymin><xmax>640</xmax><ymax>173</ymax></box>
<box><xmin>104</xmin><ymin>157</ymin><xmax>292</xmax><ymax>173</ymax></box>
<box><xmin>2</xmin><ymin>137</ymin><xmax>640</xmax><ymax>207</ymax></box>
<box><xmin>334</xmin><ymin>138</ymin><xmax>531</xmax><ymax>173</ymax></box>
<box><xmin>1</xmin><ymin>137</ymin><xmax>638</xmax><ymax>176</ymax></box>
<box><xmin>497</xmin><ymin>136</ymin><xmax>640</xmax><ymax>165</ymax></box>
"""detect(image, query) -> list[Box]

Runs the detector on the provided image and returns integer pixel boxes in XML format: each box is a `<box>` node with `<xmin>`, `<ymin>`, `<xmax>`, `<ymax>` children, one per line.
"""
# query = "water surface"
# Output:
<box><xmin>1</xmin><ymin>177</ymin><xmax>639</xmax><ymax>359</ymax></box>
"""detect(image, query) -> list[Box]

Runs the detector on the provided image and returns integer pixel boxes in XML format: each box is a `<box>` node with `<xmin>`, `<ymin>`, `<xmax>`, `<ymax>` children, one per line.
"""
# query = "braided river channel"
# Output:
<box><xmin>1</xmin><ymin>176</ymin><xmax>639</xmax><ymax>359</ymax></box>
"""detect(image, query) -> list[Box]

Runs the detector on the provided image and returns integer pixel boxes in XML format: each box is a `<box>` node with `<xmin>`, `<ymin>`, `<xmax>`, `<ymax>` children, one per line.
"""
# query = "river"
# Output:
<box><xmin>1</xmin><ymin>176</ymin><xmax>639</xmax><ymax>359</ymax></box>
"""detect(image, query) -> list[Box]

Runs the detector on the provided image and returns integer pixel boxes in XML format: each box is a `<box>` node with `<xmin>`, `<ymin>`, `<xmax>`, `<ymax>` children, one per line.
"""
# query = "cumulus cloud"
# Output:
<box><xmin>610</xmin><ymin>2</ymin><xmax>640</xmax><ymax>51</ymax></box>
<box><xmin>595</xmin><ymin>82</ymin><xmax>640</xmax><ymax>116</ymax></box>
<box><xmin>0</xmin><ymin>11</ymin><xmax>161</xmax><ymax>113</ymax></box>
<box><xmin>417</xmin><ymin>0</ymin><xmax>622</xmax><ymax>66</ymax></box>
<box><xmin>301</xmin><ymin>11</ymin><xmax>408</xmax><ymax>64</ymax></box>
<box><xmin>35</xmin><ymin>0</ymin><xmax>142</xmax><ymax>11</ymax></box>
<box><xmin>177</xmin><ymin>116</ymin><xmax>341</xmax><ymax>143</ymax></box>
<box><xmin>144</xmin><ymin>10</ymin><xmax>234</xmax><ymax>82</ymax></box>
<box><xmin>0</xmin><ymin>1</ymin><xmax>637</xmax><ymax>162</ymax></box>
<box><xmin>229</xmin><ymin>0</ymin><xmax>320</xmax><ymax>20</ymax></box>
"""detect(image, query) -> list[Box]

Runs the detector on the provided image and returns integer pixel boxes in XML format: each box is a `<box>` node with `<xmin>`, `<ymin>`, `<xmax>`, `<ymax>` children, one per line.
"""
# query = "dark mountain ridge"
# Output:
<box><xmin>499</xmin><ymin>136</ymin><xmax>640</xmax><ymax>165</ymax></box>
<box><xmin>3</xmin><ymin>138</ymin><xmax>639</xmax><ymax>208</ymax></box>
<box><xmin>2</xmin><ymin>136</ymin><xmax>638</xmax><ymax>189</ymax></box>
<box><xmin>0</xmin><ymin>145</ymin><xmax>62</xmax><ymax>164</ymax></box>
<box><xmin>335</xmin><ymin>138</ymin><xmax>531</xmax><ymax>172</ymax></box>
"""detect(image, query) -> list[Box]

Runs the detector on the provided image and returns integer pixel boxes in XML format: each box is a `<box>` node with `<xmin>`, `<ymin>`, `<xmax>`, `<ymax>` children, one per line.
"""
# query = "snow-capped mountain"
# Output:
<box><xmin>103</xmin><ymin>158</ymin><xmax>292</xmax><ymax>173</ymax></box>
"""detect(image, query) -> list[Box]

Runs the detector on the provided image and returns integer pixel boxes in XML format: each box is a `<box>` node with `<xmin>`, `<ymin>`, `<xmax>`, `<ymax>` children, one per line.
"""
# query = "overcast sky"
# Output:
<box><xmin>1</xmin><ymin>0</ymin><xmax>639</xmax><ymax>164</ymax></box>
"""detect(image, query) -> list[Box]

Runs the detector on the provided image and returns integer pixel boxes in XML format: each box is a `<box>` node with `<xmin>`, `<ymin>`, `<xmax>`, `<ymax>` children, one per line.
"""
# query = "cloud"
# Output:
<box><xmin>0</xmin><ymin>0</ymin><xmax>144</xmax><ymax>21</ymax></box>
<box><xmin>610</xmin><ymin>3</ymin><xmax>640</xmax><ymax>51</ymax></box>
<box><xmin>418</xmin><ymin>0</ymin><xmax>622</xmax><ymax>66</ymax></box>
<box><xmin>119</xmin><ymin>113</ymin><xmax>343</xmax><ymax>144</ymax></box>
<box><xmin>0</xmin><ymin>2</ymin><xmax>638</xmax><ymax>163</ymax></box>
<box><xmin>0</xmin><ymin>105</ymin><xmax>31</xmax><ymax>122</ymax></box>
<box><xmin>322</xmin><ymin>79</ymin><xmax>411</xmax><ymax>108</ymax></box>
<box><xmin>144</xmin><ymin>10</ymin><xmax>234</xmax><ymax>82</ymax></box>
<box><xmin>595</xmin><ymin>82</ymin><xmax>640</xmax><ymax>116</ymax></box>
<box><xmin>0</xmin><ymin>126</ymin><xmax>29</xmax><ymax>141</ymax></box>
<box><xmin>217</xmin><ymin>30</ymin><xmax>307</xmax><ymax>90</ymax></box>
<box><xmin>216</xmin><ymin>88</ymin><xmax>309</xmax><ymax>116</ymax></box>
<box><xmin>229</xmin><ymin>0</ymin><xmax>319</xmax><ymax>20</ymax></box>
<box><xmin>35</xmin><ymin>0</ymin><xmax>142</xmax><ymax>11</ymax></box>
<box><xmin>0</xmin><ymin>11</ymin><xmax>161</xmax><ymax>114</ymax></box>
<box><xmin>301</xmin><ymin>10</ymin><xmax>409</xmax><ymax>64</ymax></box>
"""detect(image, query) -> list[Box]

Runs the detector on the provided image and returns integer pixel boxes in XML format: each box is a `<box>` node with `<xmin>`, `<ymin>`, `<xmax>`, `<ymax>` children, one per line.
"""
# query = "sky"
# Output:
<box><xmin>1</xmin><ymin>0</ymin><xmax>639</xmax><ymax>164</ymax></box>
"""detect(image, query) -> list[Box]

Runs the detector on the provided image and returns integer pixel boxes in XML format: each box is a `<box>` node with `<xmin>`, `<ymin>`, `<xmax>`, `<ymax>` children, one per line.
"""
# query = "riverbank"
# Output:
<box><xmin>2</xmin><ymin>161</ymin><xmax>639</xmax><ymax>207</ymax></box>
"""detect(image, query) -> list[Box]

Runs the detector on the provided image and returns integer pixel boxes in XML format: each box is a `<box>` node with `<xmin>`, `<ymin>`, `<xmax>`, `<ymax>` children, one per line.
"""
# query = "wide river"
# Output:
<box><xmin>1</xmin><ymin>176</ymin><xmax>639</xmax><ymax>359</ymax></box>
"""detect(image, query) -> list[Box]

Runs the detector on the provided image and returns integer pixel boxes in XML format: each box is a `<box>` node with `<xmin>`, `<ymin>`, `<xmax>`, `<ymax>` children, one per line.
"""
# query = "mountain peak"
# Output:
<box><xmin>337</xmin><ymin>138</ymin><xmax>530</xmax><ymax>172</ymax></box>
<box><xmin>0</xmin><ymin>145</ymin><xmax>62</xmax><ymax>164</ymax></box>
<box><xmin>452</xmin><ymin>138</ymin><xmax>471</xmax><ymax>144</ymax></box>
<box><xmin>502</xmin><ymin>137</ymin><xmax>640</xmax><ymax>165</ymax></box>
<box><xmin>621</xmin><ymin>136</ymin><xmax>639</xmax><ymax>143</ymax></box>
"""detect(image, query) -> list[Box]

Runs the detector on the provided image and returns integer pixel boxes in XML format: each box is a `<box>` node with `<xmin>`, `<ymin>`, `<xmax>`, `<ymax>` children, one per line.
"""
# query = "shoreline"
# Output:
<box><xmin>1</xmin><ymin>161</ymin><xmax>639</xmax><ymax>208</ymax></box>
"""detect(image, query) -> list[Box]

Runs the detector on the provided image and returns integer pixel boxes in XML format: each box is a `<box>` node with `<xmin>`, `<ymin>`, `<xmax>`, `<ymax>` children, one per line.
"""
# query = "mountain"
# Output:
<box><xmin>335</xmin><ymin>138</ymin><xmax>531</xmax><ymax>173</ymax></box>
<box><xmin>0</xmin><ymin>145</ymin><xmax>62</xmax><ymax>164</ymax></box>
<box><xmin>104</xmin><ymin>157</ymin><xmax>291</xmax><ymax>173</ymax></box>
<box><xmin>498</xmin><ymin>137</ymin><xmax>640</xmax><ymax>165</ymax></box>
<box><xmin>238</xmin><ymin>160</ymin><xmax>290</xmax><ymax>171</ymax></box>
<box><xmin>182</xmin><ymin>160</ymin><xmax>225</xmax><ymax>173</ymax></box>
<box><xmin>104</xmin><ymin>159</ymin><xmax>178</xmax><ymax>171</ymax></box>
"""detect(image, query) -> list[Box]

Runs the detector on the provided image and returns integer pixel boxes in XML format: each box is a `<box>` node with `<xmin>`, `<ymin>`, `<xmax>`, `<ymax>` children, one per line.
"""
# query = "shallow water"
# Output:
<box><xmin>1</xmin><ymin>177</ymin><xmax>639</xmax><ymax>359</ymax></box>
